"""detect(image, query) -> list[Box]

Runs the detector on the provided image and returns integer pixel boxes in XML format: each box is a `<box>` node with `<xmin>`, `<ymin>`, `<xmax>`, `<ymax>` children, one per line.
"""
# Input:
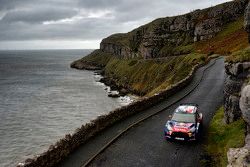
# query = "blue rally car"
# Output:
<box><xmin>164</xmin><ymin>104</ymin><xmax>202</xmax><ymax>141</ymax></box>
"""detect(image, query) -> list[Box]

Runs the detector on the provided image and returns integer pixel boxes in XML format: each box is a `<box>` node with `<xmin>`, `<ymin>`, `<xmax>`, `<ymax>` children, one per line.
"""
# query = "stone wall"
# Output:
<box><xmin>101</xmin><ymin>0</ymin><xmax>249</xmax><ymax>59</ymax></box>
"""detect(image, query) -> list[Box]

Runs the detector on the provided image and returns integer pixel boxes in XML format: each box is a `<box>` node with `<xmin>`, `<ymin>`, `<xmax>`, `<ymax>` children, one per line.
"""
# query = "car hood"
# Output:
<box><xmin>170</xmin><ymin>121</ymin><xmax>195</xmax><ymax>132</ymax></box>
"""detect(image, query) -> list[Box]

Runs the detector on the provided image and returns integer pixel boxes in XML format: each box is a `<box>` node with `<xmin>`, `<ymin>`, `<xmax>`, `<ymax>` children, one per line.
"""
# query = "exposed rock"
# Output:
<box><xmin>108</xmin><ymin>92</ymin><xmax>120</xmax><ymax>98</ymax></box>
<box><xmin>101</xmin><ymin>0</ymin><xmax>248</xmax><ymax>59</ymax></box>
<box><xmin>224</xmin><ymin>94</ymin><xmax>242</xmax><ymax>123</ymax></box>
<box><xmin>119</xmin><ymin>88</ymin><xmax>128</xmax><ymax>96</ymax></box>
<box><xmin>70</xmin><ymin>61</ymin><xmax>102</xmax><ymax>70</ymax></box>
<box><xmin>227</xmin><ymin>134</ymin><xmax>250</xmax><ymax>167</ymax></box>
<box><xmin>225</xmin><ymin>61</ymin><xmax>250</xmax><ymax>166</ymax></box>
<box><xmin>245</xmin><ymin>1</ymin><xmax>250</xmax><ymax>43</ymax></box>
<box><xmin>225</xmin><ymin>62</ymin><xmax>250</xmax><ymax>78</ymax></box>
<box><xmin>224</xmin><ymin>76</ymin><xmax>244</xmax><ymax>123</ymax></box>
<box><xmin>224</xmin><ymin>76</ymin><xmax>243</xmax><ymax>95</ymax></box>
<box><xmin>224</xmin><ymin>62</ymin><xmax>250</xmax><ymax>123</ymax></box>
<box><xmin>227</xmin><ymin>147</ymin><xmax>249</xmax><ymax>167</ymax></box>
<box><xmin>240</xmin><ymin>85</ymin><xmax>250</xmax><ymax>131</ymax></box>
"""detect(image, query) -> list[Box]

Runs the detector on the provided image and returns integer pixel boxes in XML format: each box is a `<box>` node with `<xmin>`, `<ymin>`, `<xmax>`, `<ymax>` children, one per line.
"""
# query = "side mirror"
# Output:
<box><xmin>198</xmin><ymin>113</ymin><xmax>203</xmax><ymax>122</ymax></box>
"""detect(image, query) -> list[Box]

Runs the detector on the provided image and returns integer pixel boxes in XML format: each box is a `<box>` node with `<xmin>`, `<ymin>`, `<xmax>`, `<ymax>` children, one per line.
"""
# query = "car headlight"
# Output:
<box><xmin>166</xmin><ymin>124</ymin><xmax>173</xmax><ymax>131</ymax></box>
<box><xmin>189</xmin><ymin>126</ymin><xmax>196</xmax><ymax>133</ymax></box>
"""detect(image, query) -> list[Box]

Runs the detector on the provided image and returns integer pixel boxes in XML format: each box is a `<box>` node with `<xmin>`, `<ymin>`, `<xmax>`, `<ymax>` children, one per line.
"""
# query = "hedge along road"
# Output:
<box><xmin>59</xmin><ymin>57</ymin><xmax>224</xmax><ymax>167</ymax></box>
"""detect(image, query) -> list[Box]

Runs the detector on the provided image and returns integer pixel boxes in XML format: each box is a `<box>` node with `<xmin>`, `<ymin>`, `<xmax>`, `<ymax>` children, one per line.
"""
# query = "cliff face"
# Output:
<box><xmin>100</xmin><ymin>0</ymin><xmax>248</xmax><ymax>59</ymax></box>
<box><xmin>224</xmin><ymin>62</ymin><xmax>250</xmax><ymax>123</ymax></box>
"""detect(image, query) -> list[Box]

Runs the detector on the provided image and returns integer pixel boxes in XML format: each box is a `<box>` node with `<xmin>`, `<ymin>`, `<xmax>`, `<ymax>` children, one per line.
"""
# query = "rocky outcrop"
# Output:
<box><xmin>224</xmin><ymin>62</ymin><xmax>250</xmax><ymax>123</ymax></box>
<box><xmin>227</xmin><ymin>134</ymin><xmax>250</xmax><ymax>167</ymax></box>
<box><xmin>226</xmin><ymin>4</ymin><xmax>250</xmax><ymax>165</ymax></box>
<box><xmin>70</xmin><ymin>61</ymin><xmax>102</xmax><ymax>70</ymax></box>
<box><xmin>101</xmin><ymin>0</ymin><xmax>249</xmax><ymax>59</ymax></box>
<box><xmin>240</xmin><ymin>85</ymin><xmax>250</xmax><ymax>131</ymax></box>
<box><xmin>245</xmin><ymin>1</ymin><xmax>250</xmax><ymax>42</ymax></box>
<box><xmin>227</xmin><ymin>86</ymin><xmax>250</xmax><ymax>167</ymax></box>
<box><xmin>225</xmin><ymin>62</ymin><xmax>250</xmax><ymax>166</ymax></box>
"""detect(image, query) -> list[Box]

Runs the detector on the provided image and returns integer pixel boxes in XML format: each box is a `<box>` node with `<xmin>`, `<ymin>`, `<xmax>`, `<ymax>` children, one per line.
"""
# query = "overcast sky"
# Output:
<box><xmin>0</xmin><ymin>0</ymin><xmax>230</xmax><ymax>50</ymax></box>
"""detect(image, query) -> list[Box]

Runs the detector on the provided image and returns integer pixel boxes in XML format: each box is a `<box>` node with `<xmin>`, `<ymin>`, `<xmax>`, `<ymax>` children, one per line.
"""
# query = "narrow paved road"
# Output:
<box><xmin>60</xmin><ymin>58</ymin><xmax>224</xmax><ymax>167</ymax></box>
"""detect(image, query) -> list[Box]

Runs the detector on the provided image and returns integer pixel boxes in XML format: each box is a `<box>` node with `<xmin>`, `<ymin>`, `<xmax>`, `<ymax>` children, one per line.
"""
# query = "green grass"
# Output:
<box><xmin>79</xmin><ymin>50</ymin><xmax>206</xmax><ymax>96</ymax></box>
<box><xmin>226</xmin><ymin>48</ymin><xmax>250</xmax><ymax>63</ymax></box>
<box><xmin>217</xmin><ymin>18</ymin><xmax>244</xmax><ymax>39</ymax></box>
<box><xmin>104</xmin><ymin>53</ymin><xmax>206</xmax><ymax>96</ymax></box>
<box><xmin>205</xmin><ymin>107</ymin><xmax>246</xmax><ymax>167</ymax></box>
<box><xmin>80</xmin><ymin>50</ymin><xmax>113</xmax><ymax>67</ymax></box>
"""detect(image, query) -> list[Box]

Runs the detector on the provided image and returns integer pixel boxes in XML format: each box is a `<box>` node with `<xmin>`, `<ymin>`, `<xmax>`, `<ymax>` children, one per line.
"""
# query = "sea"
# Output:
<box><xmin>0</xmin><ymin>49</ymin><xmax>134</xmax><ymax>167</ymax></box>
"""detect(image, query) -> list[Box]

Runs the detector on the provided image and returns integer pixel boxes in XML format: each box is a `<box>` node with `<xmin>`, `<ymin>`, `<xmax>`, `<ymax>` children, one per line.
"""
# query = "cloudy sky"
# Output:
<box><xmin>0</xmin><ymin>0</ymin><xmax>230</xmax><ymax>50</ymax></box>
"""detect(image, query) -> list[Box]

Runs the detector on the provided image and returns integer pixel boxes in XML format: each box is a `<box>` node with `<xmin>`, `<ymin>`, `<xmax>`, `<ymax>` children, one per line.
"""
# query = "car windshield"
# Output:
<box><xmin>171</xmin><ymin>113</ymin><xmax>195</xmax><ymax>123</ymax></box>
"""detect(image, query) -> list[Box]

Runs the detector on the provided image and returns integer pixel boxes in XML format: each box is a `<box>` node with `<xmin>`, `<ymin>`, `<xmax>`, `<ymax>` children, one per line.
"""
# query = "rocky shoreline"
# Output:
<box><xmin>73</xmin><ymin>59</ymin><xmax>145</xmax><ymax>98</ymax></box>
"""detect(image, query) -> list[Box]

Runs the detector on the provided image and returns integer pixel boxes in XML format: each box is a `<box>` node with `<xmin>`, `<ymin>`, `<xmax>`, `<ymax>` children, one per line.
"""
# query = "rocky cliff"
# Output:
<box><xmin>224</xmin><ymin>62</ymin><xmax>250</xmax><ymax>123</ymax></box>
<box><xmin>100</xmin><ymin>0</ymin><xmax>249</xmax><ymax>59</ymax></box>
<box><xmin>225</xmin><ymin>58</ymin><xmax>250</xmax><ymax>167</ymax></box>
<box><xmin>227</xmin><ymin>83</ymin><xmax>250</xmax><ymax>167</ymax></box>
<box><xmin>226</xmin><ymin>3</ymin><xmax>250</xmax><ymax>165</ymax></box>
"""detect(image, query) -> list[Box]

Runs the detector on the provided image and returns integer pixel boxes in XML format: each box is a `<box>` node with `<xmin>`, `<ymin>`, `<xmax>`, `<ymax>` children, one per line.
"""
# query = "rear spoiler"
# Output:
<box><xmin>179</xmin><ymin>103</ymin><xmax>198</xmax><ymax>107</ymax></box>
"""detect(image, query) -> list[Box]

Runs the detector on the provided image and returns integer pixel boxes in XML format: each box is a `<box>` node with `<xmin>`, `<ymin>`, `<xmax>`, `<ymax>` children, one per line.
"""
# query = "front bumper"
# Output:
<box><xmin>164</xmin><ymin>131</ymin><xmax>196</xmax><ymax>141</ymax></box>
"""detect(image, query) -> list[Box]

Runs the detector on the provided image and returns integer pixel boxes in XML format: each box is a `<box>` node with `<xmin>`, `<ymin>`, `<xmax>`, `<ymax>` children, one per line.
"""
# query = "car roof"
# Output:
<box><xmin>174</xmin><ymin>105</ymin><xmax>197</xmax><ymax>114</ymax></box>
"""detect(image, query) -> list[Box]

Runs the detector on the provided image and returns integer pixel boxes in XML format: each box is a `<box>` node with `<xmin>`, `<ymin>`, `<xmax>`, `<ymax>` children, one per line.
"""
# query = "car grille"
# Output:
<box><xmin>172</xmin><ymin>132</ymin><xmax>189</xmax><ymax>138</ymax></box>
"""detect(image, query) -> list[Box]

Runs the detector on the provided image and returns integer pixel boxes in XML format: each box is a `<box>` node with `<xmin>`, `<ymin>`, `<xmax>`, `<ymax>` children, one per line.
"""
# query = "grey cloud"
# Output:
<box><xmin>77</xmin><ymin>0</ymin><xmax>117</xmax><ymax>9</ymax></box>
<box><xmin>0</xmin><ymin>17</ymin><xmax>122</xmax><ymax>41</ymax></box>
<box><xmin>0</xmin><ymin>0</ymin><xmax>230</xmax><ymax>44</ymax></box>
<box><xmin>1</xmin><ymin>8</ymin><xmax>78</xmax><ymax>24</ymax></box>
<box><xmin>0</xmin><ymin>0</ymin><xmax>32</xmax><ymax>10</ymax></box>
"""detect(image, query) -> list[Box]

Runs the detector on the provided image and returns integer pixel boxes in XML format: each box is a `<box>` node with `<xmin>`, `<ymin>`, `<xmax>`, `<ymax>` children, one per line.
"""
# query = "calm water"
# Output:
<box><xmin>0</xmin><ymin>50</ymin><xmax>132</xmax><ymax>167</ymax></box>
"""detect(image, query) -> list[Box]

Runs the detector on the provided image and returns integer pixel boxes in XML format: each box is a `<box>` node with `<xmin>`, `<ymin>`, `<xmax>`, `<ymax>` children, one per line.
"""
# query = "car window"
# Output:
<box><xmin>172</xmin><ymin>113</ymin><xmax>195</xmax><ymax>123</ymax></box>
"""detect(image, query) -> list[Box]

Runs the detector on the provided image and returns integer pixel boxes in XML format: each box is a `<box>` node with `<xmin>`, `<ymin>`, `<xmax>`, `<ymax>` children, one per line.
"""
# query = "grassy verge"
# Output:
<box><xmin>204</xmin><ymin>107</ymin><xmax>246</xmax><ymax>167</ymax></box>
<box><xmin>225</xmin><ymin>48</ymin><xmax>250</xmax><ymax>63</ymax></box>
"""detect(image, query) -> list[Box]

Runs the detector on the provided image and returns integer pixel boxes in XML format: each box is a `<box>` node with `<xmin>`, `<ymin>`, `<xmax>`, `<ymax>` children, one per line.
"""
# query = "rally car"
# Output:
<box><xmin>164</xmin><ymin>103</ymin><xmax>202</xmax><ymax>141</ymax></box>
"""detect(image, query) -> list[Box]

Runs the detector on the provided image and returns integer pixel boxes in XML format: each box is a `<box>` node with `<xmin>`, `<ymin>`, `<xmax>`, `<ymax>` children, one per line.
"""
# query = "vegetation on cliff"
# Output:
<box><xmin>73</xmin><ymin>50</ymin><xmax>207</xmax><ymax>96</ymax></box>
<box><xmin>195</xmin><ymin>18</ymin><xmax>249</xmax><ymax>55</ymax></box>
<box><xmin>226</xmin><ymin>47</ymin><xmax>250</xmax><ymax>63</ymax></box>
<box><xmin>204</xmin><ymin>107</ymin><xmax>246</xmax><ymax>167</ymax></box>
<box><xmin>104</xmin><ymin>53</ymin><xmax>206</xmax><ymax>96</ymax></box>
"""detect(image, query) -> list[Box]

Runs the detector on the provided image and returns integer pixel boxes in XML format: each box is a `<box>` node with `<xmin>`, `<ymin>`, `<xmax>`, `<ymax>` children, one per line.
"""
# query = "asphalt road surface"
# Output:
<box><xmin>60</xmin><ymin>58</ymin><xmax>224</xmax><ymax>167</ymax></box>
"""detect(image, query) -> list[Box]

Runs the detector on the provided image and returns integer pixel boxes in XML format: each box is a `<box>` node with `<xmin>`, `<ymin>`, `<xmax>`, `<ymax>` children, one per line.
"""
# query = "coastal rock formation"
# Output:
<box><xmin>101</xmin><ymin>0</ymin><xmax>248</xmax><ymax>59</ymax></box>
